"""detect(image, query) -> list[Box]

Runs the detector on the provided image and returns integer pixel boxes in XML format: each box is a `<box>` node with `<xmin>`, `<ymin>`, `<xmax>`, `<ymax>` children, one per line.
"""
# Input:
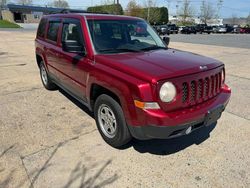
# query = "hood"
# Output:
<box><xmin>95</xmin><ymin>49</ymin><xmax>223</xmax><ymax>83</ymax></box>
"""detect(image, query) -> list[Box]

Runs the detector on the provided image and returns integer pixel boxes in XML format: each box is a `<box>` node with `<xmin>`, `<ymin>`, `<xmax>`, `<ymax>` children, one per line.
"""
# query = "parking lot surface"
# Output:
<box><xmin>0</xmin><ymin>30</ymin><xmax>249</xmax><ymax>188</ymax></box>
<box><xmin>170</xmin><ymin>33</ymin><xmax>250</xmax><ymax>49</ymax></box>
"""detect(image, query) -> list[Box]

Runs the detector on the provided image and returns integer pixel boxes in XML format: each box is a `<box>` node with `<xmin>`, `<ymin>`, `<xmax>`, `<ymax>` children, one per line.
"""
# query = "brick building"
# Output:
<box><xmin>1</xmin><ymin>4</ymin><xmax>85</xmax><ymax>23</ymax></box>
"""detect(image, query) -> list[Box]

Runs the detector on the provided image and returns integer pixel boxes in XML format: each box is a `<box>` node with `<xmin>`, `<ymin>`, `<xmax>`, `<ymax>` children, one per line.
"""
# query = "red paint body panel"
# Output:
<box><xmin>35</xmin><ymin>13</ymin><xmax>231</xmax><ymax>130</ymax></box>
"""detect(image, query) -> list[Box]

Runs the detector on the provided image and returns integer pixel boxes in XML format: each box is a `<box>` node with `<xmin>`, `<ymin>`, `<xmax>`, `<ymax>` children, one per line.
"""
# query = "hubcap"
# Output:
<box><xmin>98</xmin><ymin>104</ymin><xmax>117</xmax><ymax>138</ymax></box>
<box><xmin>41</xmin><ymin>65</ymin><xmax>48</xmax><ymax>85</ymax></box>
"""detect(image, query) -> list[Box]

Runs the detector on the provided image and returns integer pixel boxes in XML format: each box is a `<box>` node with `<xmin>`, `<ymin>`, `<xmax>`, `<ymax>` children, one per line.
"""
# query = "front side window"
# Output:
<box><xmin>87</xmin><ymin>19</ymin><xmax>166</xmax><ymax>54</ymax></box>
<box><xmin>47</xmin><ymin>21</ymin><xmax>60</xmax><ymax>42</ymax></box>
<box><xmin>62</xmin><ymin>21</ymin><xmax>83</xmax><ymax>45</ymax></box>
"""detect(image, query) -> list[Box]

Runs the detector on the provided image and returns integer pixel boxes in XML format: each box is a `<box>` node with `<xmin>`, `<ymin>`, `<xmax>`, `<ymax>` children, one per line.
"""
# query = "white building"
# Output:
<box><xmin>169</xmin><ymin>15</ymin><xmax>223</xmax><ymax>26</ymax></box>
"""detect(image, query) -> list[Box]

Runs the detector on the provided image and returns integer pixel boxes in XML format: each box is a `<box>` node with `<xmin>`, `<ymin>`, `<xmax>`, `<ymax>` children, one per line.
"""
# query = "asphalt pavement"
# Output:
<box><xmin>170</xmin><ymin>33</ymin><xmax>250</xmax><ymax>49</ymax></box>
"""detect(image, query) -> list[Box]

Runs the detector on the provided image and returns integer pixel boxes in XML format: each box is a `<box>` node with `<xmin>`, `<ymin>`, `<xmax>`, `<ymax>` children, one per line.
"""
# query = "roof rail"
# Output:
<box><xmin>60</xmin><ymin>9</ymin><xmax>86</xmax><ymax>14</ymax></box>
<box><xmin>59</xmin><ymin>9</ymin><xmax>111</xmax><ymax>15</ymax></box>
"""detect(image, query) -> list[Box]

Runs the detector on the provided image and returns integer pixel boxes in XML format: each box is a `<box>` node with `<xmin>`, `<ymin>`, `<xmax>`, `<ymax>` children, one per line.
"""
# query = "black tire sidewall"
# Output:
<box><xmin>39</xmin><ymin>61</ymin><xmax>56</xmax><ymax>90</ymax></box>
<box><xmin>94</xmin><ymin>94</ymin><xmax>131</xmax><ymax>147</ymax></box>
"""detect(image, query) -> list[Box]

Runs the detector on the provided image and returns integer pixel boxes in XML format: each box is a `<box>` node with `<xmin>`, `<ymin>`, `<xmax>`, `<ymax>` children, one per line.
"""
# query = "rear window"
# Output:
<box><xmin>47</xmin><ymin>21</ymin><xmax>60</xmax><ymax>42</ymax></box>
<box><xmin>37</xmin><ymin>18</ymin><xmax>47</xmax><ymax>38</ymax></box>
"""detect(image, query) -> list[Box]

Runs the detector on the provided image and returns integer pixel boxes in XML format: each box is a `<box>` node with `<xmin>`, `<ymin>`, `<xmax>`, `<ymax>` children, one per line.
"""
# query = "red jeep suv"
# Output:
<box><xmin>35</xmin><ymin>13</ymin><xmax>231</xmax><ymax>147</ymax></box>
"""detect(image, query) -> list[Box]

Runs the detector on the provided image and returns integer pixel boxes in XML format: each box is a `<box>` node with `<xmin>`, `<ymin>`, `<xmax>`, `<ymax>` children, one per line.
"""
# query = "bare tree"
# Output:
<box><xmin>200</xmin><ymin>0</ymin><xmax>215</xmax><ymax>24</ymax></box>
<box><xmin>17</xmin><ymin>0</ymin><xmax>32</xmax><ymax>5</ymax></box>
<box><xmin>0</xmin><ymin>0</ymin><xmax>8</xmax><ymax>19</ymax></box>
<box><xmin>229</xmin><ymin>14</ymin><xmax>238</xmax><ymax>25</ymax></box>
<box><xmin>0</xmin><ymin>0</ymin><xmax>8</xmax><ymax>8</ymax></box>
<box><xmin>178</xmin><ymin>0</ymin><xmax>195</xmax><ymax>22</ymax></box>
<box><xmin>215</xmin><ymin>0</ymin><xmax>223</xmax><ymax>18</ymax></box>
<box><xmin>126</xmin><ymin>0</ymin><xmax>143</xmax><ymax>17</ymax></box>
<box><xmin>50</xmin><ymin>0</ymin><xmax>69</xmax><ymax>8</ymax></box>
<box><xmin>246</xmin><ymin>13</ymin><xmax>250</xmax><ymax>25</ymax></box>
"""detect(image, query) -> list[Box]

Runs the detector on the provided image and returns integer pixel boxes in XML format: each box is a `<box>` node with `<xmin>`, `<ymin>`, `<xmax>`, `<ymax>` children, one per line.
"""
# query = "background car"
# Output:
<box><xmin>195</xmin><ymin>24</ymin><xmax>212</xmax><ymax>34</ymax></box>
<box><xmin>215</xmin><ymin>26</ymin><xmax>227</xmax><ymax>33</ymax></box>
<box><xmin>167</xmin><ymin>24</ymin><xmax>178</xmax><ymax>34</ymax></box>
<box><xmin>232</xmin><ymin>25</ymin><xmax>241</xmax><ymax>34</ymax></box>
<box><xmin>212</xmin><ymin>26</ymin><xmax>219</xmax><ymax>33</ymax></box>
<box><xmin>225</xmin><ymin>25</ymin><xmax>234</xmax><ymax>33</ymax></box>
<box><xmin>156</xmin><ymin>25</ymin><xmax>170</xmax><ymax>35</ymax></box>
<box><xmin>240</xmin><ymin>27</ymin><xmax>250</xmax><ymax>34</ymax></box>
<box><xmin>178</xmin><ymin>26</ymin><xmax>185</xmax><ymax>32</ymax></box>
<box><xmin>181</xmin><ymin>26</ymin><xmax>197</xmax><ymax>34</ymax></box>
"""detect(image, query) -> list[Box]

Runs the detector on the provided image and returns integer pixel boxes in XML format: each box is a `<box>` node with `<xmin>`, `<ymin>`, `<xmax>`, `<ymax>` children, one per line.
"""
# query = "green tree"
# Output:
<box><xmin>158</xmin><ymin>7</ymin><xmax>169</xmax><ymax>24</ymax></box>
<box><xmin>87</xmin><ymin>4</ymin><xmax>123</xmax><ymax>15</ymax></box>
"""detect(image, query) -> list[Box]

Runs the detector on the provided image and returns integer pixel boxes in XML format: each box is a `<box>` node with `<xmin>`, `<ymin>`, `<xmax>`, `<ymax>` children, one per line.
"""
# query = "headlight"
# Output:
<box><xmin>159</xmin><ymin>82</ymin><xmax>176</xmax><ymax>102</ymax></box>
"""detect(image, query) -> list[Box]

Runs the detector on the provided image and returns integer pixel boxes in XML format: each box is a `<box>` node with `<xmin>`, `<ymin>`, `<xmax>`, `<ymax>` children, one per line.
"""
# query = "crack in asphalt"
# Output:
<box><xmin>28</xmin><ymin>143</ymin><xmax>62</xmax><ymax>188</ymax></box>
<box><xmin>0</xmin><ymin>87</ymin><xmax>43</xmax><ymax>96</ymax></box>
<box><xmin>22</xmin><ymin>129</ymin><xmax>97</xmax><ymax>159</ymax></box>
<box><xmin>227</xmin><ymin>74</ymin><xmax>250</xmax><ymax>81</ymax></box>
<box><xmin>20</xmin><ymin>154</ymin><xmax>33</xmax><ymax>188</ymax></box>
<box><xmin>0</xmin><ymin>145</ymin><xmax>15</xmax><ymax>158</ymax></box>
<box><xmin>0</xmin><ymin>63</ymin><xmax>27</xmax><ymax>67</ymax></box>
<box><xmin>225</xmin><ymin>110</ymin><xmax>250</xmax><ymax>121</ymax></box>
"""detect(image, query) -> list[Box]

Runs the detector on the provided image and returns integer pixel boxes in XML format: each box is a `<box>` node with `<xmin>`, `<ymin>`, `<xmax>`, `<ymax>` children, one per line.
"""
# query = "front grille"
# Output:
<box><xmin>182</xmin><ymin>71</ymin><xmax>222</xmax><ymax>104</ymax></box>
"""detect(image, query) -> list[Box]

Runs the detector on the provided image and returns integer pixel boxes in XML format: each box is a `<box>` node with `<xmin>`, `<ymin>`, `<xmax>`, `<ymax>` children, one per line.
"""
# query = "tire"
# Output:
<box><xmin>39</xmin><ymin>61</ymin><xmax>57</xmax><ymax>90</ymax></box>
<box><xmin>94</xmin><ymin>94</ymin><xmax>132</xmax><ymax>148</ymax></box>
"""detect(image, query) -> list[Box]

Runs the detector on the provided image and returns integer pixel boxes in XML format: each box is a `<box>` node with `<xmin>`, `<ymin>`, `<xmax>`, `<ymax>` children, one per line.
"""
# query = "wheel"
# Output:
<box><xmin>39</xmin><ymin>61</ymin><xmax>57</xmax><ymax>90</ymax></box>
<box><xmin>94</xmin><ymin>94</ymin><xmax>132</xmax><ymax>148</ymax></box>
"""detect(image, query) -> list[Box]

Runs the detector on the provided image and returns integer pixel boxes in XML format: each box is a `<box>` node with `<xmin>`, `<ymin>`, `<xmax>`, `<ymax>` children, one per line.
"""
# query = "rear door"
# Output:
<box><xmin>44</xmin><ymin>18</ymin><xmax>61</xmax><ymax>79</ymax></box>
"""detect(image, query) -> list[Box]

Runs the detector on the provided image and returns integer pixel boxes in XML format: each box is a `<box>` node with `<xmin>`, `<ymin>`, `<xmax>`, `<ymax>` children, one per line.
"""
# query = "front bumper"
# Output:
<box><xmin>128</xmin><ymin>86</ymin><xmax>231</xmax><ymax>140</ymax></box>
<box><xmin>128</xmin><ymin>105</ymin><xmax>225</xmax><ymax>140</ymax></box>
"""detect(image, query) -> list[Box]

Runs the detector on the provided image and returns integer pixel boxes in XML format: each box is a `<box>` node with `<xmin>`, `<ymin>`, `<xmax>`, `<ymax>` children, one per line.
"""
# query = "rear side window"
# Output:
<box><xmin>37</xmin><ymin>18</ymin><xmax>47</xmax><ymax>38</ymax></box>
<box><xmin>47</xmin><ymin>21</ymin><xmax>60</xmax><ymax>42</ymax></box>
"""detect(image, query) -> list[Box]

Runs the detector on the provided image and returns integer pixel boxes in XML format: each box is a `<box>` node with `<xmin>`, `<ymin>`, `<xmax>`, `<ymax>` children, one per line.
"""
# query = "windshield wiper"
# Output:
<box><xmin>140</xmin><ymin>46</ymin><xmax>167</xmax><ymax>51</ymax></box>
<box><xmin>98</xmin><ymin>48</ymin><xmax>141</xmax><ymax>53</ymax></box>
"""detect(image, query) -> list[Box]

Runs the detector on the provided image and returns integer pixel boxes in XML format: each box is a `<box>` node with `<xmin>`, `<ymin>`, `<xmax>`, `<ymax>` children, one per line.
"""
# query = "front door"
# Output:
<box><xmin>57</xmin><ymin>18</ymin><xmax>90</xmax><ymax>101</ymax></box>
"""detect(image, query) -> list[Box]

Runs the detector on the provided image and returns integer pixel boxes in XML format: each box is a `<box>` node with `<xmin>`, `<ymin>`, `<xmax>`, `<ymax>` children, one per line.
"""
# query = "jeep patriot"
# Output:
<box><xmin>35</xmin><ymin>13</ymin><xmax>231</xmax><ymax>147</ymax></box>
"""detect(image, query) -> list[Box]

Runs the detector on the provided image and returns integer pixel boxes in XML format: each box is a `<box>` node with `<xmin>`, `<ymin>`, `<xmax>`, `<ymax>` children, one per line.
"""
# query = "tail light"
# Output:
<box><xmin>221</xmin><ymin>68</ymin><xmax>225</xmax><ymax>85</ymax></box>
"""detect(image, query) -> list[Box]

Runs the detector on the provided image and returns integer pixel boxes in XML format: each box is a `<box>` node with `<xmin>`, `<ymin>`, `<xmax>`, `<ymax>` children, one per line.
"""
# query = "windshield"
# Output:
<box><xmin>87</xmin><ymin>19</ymin><xmax>166</xmax><ymax>54</ymax></box>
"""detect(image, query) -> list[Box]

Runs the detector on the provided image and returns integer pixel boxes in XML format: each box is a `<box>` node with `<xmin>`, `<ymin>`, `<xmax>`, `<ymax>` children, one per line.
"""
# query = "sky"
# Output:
<box><xmin>15</xmin><ymin>0</ymin><xmax>250</xmax><ymax>18</ymax></box>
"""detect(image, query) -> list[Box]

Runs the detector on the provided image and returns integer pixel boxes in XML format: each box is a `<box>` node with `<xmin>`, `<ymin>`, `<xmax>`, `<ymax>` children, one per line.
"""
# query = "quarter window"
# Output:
<box><xmin>47</xmin><ymin>21</ymin><xmax>60</xmax><ymax>42</ymax></box>
<box><xmin>37</xmin><ymin>18</ymin><xmax>47</xmax><ymax>38</ymax></box>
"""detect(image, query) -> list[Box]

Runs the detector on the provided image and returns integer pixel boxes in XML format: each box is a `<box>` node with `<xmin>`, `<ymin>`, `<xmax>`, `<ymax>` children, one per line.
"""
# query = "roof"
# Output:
<box><xmin>6</xmin><ymin>4</ymin><xmax>86</xmax><ymax>14</ymax></box>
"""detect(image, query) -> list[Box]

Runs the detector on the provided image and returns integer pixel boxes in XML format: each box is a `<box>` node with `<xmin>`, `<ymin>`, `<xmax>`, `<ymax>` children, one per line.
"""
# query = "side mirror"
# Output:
<box><xmin>62</xmin><ymin>41</ymin><xmax>85</xmax><ymax>55</ymax></box>
<box><xmin>163</xmin><ymin>36</ymin><xmax>170</xmax><ymax>46</ymax></box>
